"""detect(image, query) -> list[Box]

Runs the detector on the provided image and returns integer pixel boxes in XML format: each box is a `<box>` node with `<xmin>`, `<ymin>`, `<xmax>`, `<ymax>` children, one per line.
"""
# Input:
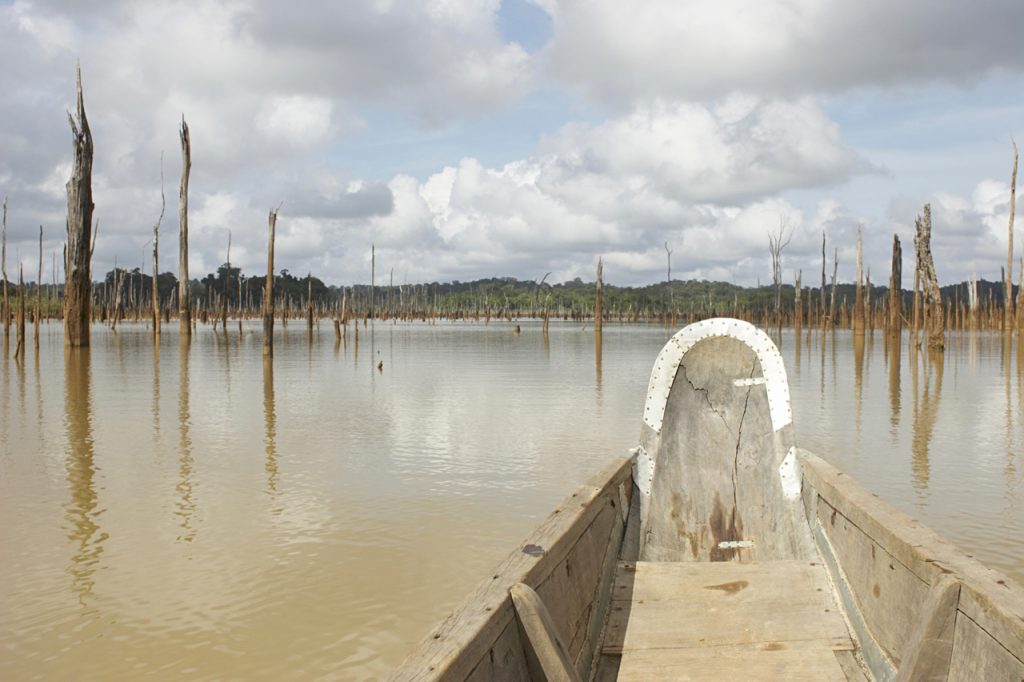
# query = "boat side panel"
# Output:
<box><xmin>799</xmin><ymin>451</ymin><xmax>1024</xmax><ymax>679</ymax></box>
<box><xmin>390</xmin><ymin>457</ymin><xmax>633</xmax><ymax>682</ymax></box>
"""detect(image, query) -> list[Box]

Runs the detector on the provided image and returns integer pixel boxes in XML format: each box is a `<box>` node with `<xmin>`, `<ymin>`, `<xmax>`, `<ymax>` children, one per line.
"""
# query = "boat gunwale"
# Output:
<box><xmin>390</xmin><ymin>456</ymin><xmax>634</xmax><ymax>681</ymax></box>
<box><xmin>800</xmin><ymin>449</ymin><xmax>1024</xmax><ymax>677</ymax></box>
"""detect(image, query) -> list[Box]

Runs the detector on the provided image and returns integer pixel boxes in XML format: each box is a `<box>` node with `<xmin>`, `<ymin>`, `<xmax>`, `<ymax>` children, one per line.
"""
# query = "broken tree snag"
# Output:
<box><xmin>853</xmin><ymin>227</ymin><xmax>865</xmax><ymax>337</ymax></box>
<box><xmin>153</xmin><ymin>155</ymin><xmax>165</xmax><ymax>338</ymax></box>
<box><xmin>1006</xmin><ymin>137</ymin><xmax>1018</xmax><ymax>333</ymax></box>
<box><xmin>15</xmin><ymin>264</ymin><xmax>26</xmax><ymax>358</ymax></box>
<box><xmin>64</xmin><ymin>64</ymin><xmax>95</xmax><ymax>348</ymax></box>
<box><xmin>306</xmin><ymin>273</ymin><xmax>313</xmax><ymax>337</ymax></box>
<box><xmin>595</xmin><ymin>257</ymin><xmax>603</xmax><ymax>336</ymax></box>
<box><xmin>36</xmin><ymin>226</ymin><xmax>42</xmax><ymax>351</ymax></box>
<box><xmin>2</xmin><ymin>196</ymin><xmax>8</xmax><ymax>342</ymax></box>
<box><xmin>794</xmin><ymin>269</ymin><xmax>802</xmax><ymax>336</ymax></box>
<box><xmin>262</xmin><ymin>207</ymin><xmax>278</xmax><ymax>357</ymax></box>
<box><xmin>889</xmin><ymin>234</ymin><xmax>902</xmax><ymax>336</ymax></box>
<box><xmin>914</xmin><ymin>204</ymin><xmax>944</xmax><ymax>351</ymax></box>
<box><xmin>222</xmin><ymin>231</ymin><xmax>231</xmax><ymax>333</ymax></box>
<box><xmin>178</xmin><ymin>117</ymin><xmax>192</xmax><ymax>337</ymax></box>
<box><xmin>820</xmin><ymin>231</ymin><xmax>827</xmax><ymax>331</ymax></box>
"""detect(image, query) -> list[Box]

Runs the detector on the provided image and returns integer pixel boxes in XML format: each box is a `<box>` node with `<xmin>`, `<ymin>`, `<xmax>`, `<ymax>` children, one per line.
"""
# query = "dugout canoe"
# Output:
<box><xmin>391</xmin><ymin>318</ymin><xmax>1024</xmax><ymax>681</ymax></box>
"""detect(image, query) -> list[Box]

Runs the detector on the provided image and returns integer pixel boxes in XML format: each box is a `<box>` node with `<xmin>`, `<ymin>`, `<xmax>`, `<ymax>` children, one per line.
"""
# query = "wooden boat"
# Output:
<box><xmin>392</xmin><ymin>318</ymin><xmax>1024</xmax><ymax>680</ymax></box>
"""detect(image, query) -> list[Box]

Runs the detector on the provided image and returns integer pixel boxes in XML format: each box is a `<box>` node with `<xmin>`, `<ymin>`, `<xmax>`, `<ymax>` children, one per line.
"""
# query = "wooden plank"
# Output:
<box><xmin>390</xmin><ymin>456</ymin><xmax>632</xmax><ymax>681</ymax></box>
<box><xmin>463</xmin><ymin>620</ymin><xmax>531</xmax><ymax>682</ymax></box>
<box><xmin>815</xmin><ymin>496</ymin><xmax>929</xmax><ymax>666</ymax></box>
<box><xmin>591</xmin><ymin>654</ymin><xmax>620</xmax><ymax>682</ymax></box>
<box><xmin>893</xmin><ymin>575</ymin><xmax>960</xmax><ymax>682</ymax></box>
<box><xmin>611</xmin><ymin>559</ymin><xmax>836</xmax><ymax>607</ymax></box>
<box><xmin>603</xmin><ymin>561</ymin><xmax>851</xmax><ymax>655</ymax></box>
<box><xmin>832</xmin><ymin>650</ymin><xmax>869</xmax><ymax>681</ymax></box>
<box><xmin>604</xmin><ymin>600</ymin><xmax>850</xmax><ymax>654</ymax></box>
<box><xmin>615</xmin><ymin>641</ymin><xmax>850</xmax><ymax>681</ymax></box>
<box><xmin>801</xmin><ymin>451</ymin><xmax>1024</xmax><ymax>666</ymax></box>
<box><xmin>510</xmin><ymin>583</ymin><xmax>581</xmax><ymax>682</ymax></box>
<box><xmin>575</xmin><ymin>495</ymin><xmax>627</xmax><ymax>678</ymax></box>
<box><xmin>948</xmin><ymin>612</ymin><xmax>1024</xmax><ymax>681</ymax></box>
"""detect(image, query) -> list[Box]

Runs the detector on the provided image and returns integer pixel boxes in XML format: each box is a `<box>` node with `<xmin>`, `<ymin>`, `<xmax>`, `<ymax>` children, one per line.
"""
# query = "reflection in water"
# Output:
<box><xmin>264</xmin><ymin>357</ymin><xmax>278</xmax><ymax>496</ymax></box>
<box><xmin>1005</xmin><ymin>335</ymin><xmax>1017</xmax><ymax>489</ymax></box>
<box><xmin>911</xmin><ymin>349</ymin><xmax>944</xmax><ymax>495</ymax></box>
<box><xmin>888</xmin><ymin>332</ymin><xmax>901</xmax><ymax>435</ymax></box>
<box><xmin>7</xmin><ymin>323</ymin><xmax>1024</xmax><ymax>680</ymax></box>
<box><xmin>595</xmin><ymin>330</ymin><xmax>602</xmax><ymax>392</ymax></box>
<box><xmin>853</xmin><ymin>330</ymin><xmax>865</xmax><ymax>432</ymax></box>
<box><xmin>63</xmin><ymin>348</ymin><xmax>107</xmax><ymax>602</ymax></box>
<box><xmin>176</xmin><ymin>338</ymin><xmax>196</xmax><ymax>542</ymax></box>
<box><xmin>152</xmin><ymin>341</ymin><xmax>161</xmax><ymax>440</ymax></box>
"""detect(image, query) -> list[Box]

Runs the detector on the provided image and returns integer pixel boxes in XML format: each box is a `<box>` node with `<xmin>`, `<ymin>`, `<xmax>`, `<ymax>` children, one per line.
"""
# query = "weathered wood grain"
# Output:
<box><xmin>894</xmin><ymin>575</ymin><xmax>959</xmax><ymax>681</ymax></box>
<box><xmin>800</xmin><ymin>450</ymin><xmax>1024</xmax><ymax>677</ymax></box>
<box><xmin>948</xmin><ymin>611</ymin><xmax>1024</xmax><ymax>681</ymax></box>
<box><xmin>642</xmin><ymin>336</ymin><xmax>812</xmax><ymax>562</ymax></box>
<box><xmin>614</xmin><ymin>642</ymin><xmax>850</xmax><ymax>682</ymax></box>
<box><xmin>604</xmin><ymin>560</ymin><xmax>852</xmax><ymax>680</ymax></box>
<box><xmin>510</xmin><ymin>583</ymin><xmax>581</xmax><ymax>682</ymax></box>
<box><xmin>390</xmin><ymin>457</ymin><xmax>632</xmax><ymax>681</ymax></box>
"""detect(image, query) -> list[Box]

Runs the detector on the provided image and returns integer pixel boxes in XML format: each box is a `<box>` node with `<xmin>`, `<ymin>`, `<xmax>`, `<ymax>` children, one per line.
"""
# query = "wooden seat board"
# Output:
<box><xmin>604</xmin><ymin>560</ymin><xmax>858</xmax><ymax>680</ymax></box>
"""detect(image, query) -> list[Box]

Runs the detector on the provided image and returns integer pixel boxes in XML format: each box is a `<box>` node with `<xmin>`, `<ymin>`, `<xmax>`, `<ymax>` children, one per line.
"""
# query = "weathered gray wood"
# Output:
<box><xmin>510</xmin><ymin>583</ymin><xmax>581</xmax><ymax>682</ymax></box>
<box><xmin>801</xmin><ymin>450</ymin><xmax>1024</xmax><ymax>680</ymax></box>
<box><xmin>178</xmin><ymin>117</ymin><xmax>191</xmax><ymax>336</ymax></box>
<box><xmin>615</xmin><ymin>643</ymin><xmax>850</xmax><ymax>682</ymax></box>
<box><xmin>263</xmin><ymin>208</ymin><xmax>277</xmax><ymax>357</ymax></box>
<box><xmin>642</xmin><ymin>336</ymin><xmax>812</xmax><ymax>562</ymax></box>
<box><xmin>832</xmin><ymin>650</ymin><xmax>869</xmax><ymax>681</ymax></box>
<box><xmin>948</xmin><ymin>611</ymin><xmax>1024</xmax><ymax>681</ymax></box>
<box><xmin>64</xmin><ymin>64</ymin><xmax>94</xmax><ymax>347</ymax></box>
<box><xmin>390</xmin><ymin>457</ymin><xmax>632</xmax><ymax>681</ymax></box>
<box><xmin>604</xmin><ymin>560</ymin><xmax>852</xmax><ymax>680</ymax></box>
<box><xmin>801</xmin><ymin>450</ymin><xmax>1024</xmax><ymax>667</ymax></box>
<box><xmin>604</xmin><ymin>560</ymin><xmax>851</xmax><ymax>655</ymax></box>
<box><xmin>894</xmin><ymin>574</ymin><xmax>960</xmax><ymax>682</ymax></box>
<box><xmin>463</xmin><ymin>619</ymin><xmax>530</xmax><ymax>682</ymax></box>
<box><xmin>815</xmin><ymin>495</ymin><xmax>930</xmax><ymax>666</ymax></box>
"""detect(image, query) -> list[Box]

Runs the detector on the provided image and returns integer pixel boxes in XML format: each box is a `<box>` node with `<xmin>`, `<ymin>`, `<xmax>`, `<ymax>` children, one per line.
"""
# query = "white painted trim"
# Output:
<box><xmin>642</xmin><ymin>318</ymin><xmax>792</xmax><ymax>433</ymax></box>
<box><xmin>779</xmin><ymin>447</ymin><xmax>801</xmax><ymax>500</ymax></box>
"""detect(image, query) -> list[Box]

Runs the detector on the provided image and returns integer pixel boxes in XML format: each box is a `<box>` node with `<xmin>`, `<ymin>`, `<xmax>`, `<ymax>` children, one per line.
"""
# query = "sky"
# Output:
<box><xmin>1</xmin><ymin>0</ymin><xmax>1023</xmax><ymax>288</ymax></box>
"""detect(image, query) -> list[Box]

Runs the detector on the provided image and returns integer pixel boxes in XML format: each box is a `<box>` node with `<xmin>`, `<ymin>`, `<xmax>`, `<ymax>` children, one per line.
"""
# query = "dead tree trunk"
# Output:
<box><xmin>178</xmin><ymin>118</ymin><xmax>192</xmax><ymax>336</ymax></box>
<box><xmin>263</xmin><ymin>208</ymin><xmax>278</xmax><ymax>357</ymax></box>
<box><xmin>64</xmin><ymin>64</ymin><xmax>95</xmax><ymax>347</ymax></box>
<box><xmin>153</xmin><ymin>157</ymin><xmax>165</xmax><ymax>338</ymax></box>
<box><xmin>221</xmin><ymin>232</ymin><xmax>231</xmax><ymax>333</ymax></box>
<box><xmin>306</xmin><ymin>273</ymin><xmax>313</xmax><ymax>336</ymax></box>
<box><xmin>36</xmin><ymin>226</ymin><xmax>42</xmax><ymax>351</ymax></box>
<box><xmin>595</xmin><ymin>257</ymin><xmax>603</xmax><ymax>335</ymax></box>
<box><xmin>853</xmin><ymin>227</ymin><xmax>865</xmax><ymax>337</ymax></box>
<box><xmin>914</xmin><ymin>204</ymin><xmax>944</xmax><ymax>351</ymax></box>
<box><xmin>1006</xmin><ymin>138</ymin><xmax>1018</xmax><ymax>333</ymax></box>
<box><xmin>2</xmin><ymin>196</ymin><xmax>9</xmax><ymax>342</ymax></box>
<box><xmin>14</xmin><ymin>264</ymin><xmax>25</xmax><ymax>359</ymax></box>
<box><xmin>889</xmin><ymin>235</ymin><xmax>902</xmax><ymax>336</ymax></box>
<box><xmin>819</xmin><ymin>232</ymin><xmax>826</xmax><ymax>331</ymax></box>
<box><xmin>829</xmin><ymin>249</ymin><xmax>838</xmax><ymax>327</ymax></box>
<box><xmin>794</xmin><ymin>270</ymin><xmax>802</xmax><ymax>336</ymax></box>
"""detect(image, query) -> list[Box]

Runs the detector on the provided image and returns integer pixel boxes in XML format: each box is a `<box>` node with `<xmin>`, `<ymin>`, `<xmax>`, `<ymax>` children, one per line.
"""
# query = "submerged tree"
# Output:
<box><xmin>64</xmin><ymin>64</ymin><xmax>95</xmax><ymax>348</ymax></box>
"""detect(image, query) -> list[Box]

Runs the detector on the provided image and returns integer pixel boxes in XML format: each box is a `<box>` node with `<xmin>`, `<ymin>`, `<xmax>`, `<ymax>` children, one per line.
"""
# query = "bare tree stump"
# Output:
<box><xmin>178</xmin><ymin>118</ymin><xmax>192</xmax><ymax>337</ymax></box>
<box><xmin>64</xmin><ymin>64</ymin><xmax>95</xmax><ymax>347</ymax></box>
<box><xmin>263</xmin><ymin>208</ymin><xmax>278</xmax><ymax>357</ymax></box>
<box><xmin>914</xmin><ymin>204</ymin><xmax>944</xmax><ymax>351</ymax></box>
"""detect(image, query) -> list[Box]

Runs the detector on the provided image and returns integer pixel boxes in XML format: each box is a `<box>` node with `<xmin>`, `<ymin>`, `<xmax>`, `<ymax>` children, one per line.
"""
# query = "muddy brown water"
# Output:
<box><xmin>1</xmin><ymin>322</ymin><xmax>1021</xmax><ymax>679</ymax></box>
